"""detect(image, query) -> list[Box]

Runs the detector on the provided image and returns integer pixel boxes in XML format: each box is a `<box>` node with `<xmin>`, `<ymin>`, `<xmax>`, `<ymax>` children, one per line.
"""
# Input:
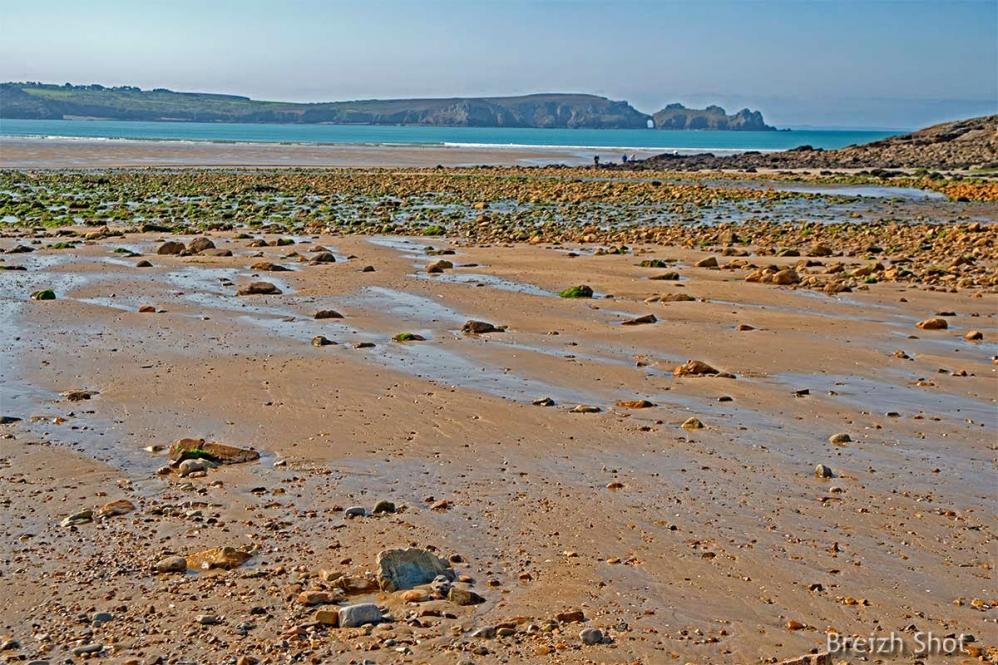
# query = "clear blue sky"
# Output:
<box><xmin>1</xmin><ymin>0</ymin><xmax>995</xmax><ymax>129</ymax></box>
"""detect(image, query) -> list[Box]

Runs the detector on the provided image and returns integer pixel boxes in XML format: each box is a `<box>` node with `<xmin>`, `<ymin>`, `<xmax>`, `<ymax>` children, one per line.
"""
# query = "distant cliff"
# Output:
<box><xmin>652</xmin><ymin>103</ymin><xmax>775</xmax><ymax>131</ymax></box>
<box><xmin>0</xmin><ymin>83</ymin><xmax>650</xmax><ymax>129</ymax></box>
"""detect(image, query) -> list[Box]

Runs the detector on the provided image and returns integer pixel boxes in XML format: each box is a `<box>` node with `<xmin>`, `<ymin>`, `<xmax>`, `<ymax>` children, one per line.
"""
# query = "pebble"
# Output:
<box><xmin>828</xmin><ymin>432</ymin><xmax>852</xmax><ymax>444</ymax></box>
<box><xmin>195</xmin><ymin>614</ymin><xmax>222</xmax><ymax>625</ymax></box>
<box><xmin>580</xmin><ymin>627</ymin><xmax>604</xmax><ymax>645</ymax></box>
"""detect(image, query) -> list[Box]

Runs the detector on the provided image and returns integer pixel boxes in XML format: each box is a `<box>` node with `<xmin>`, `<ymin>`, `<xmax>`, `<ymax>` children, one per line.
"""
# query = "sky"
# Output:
<box><xmin>1</xmin><ymin>0</ymin><xmax>995</xmax><ymax>129</ymax></box>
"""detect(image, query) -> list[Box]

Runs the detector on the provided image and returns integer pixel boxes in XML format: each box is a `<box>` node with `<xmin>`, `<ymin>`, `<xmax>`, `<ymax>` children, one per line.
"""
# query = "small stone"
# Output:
<box><xmin>462</xmin><ymin>320</ymin><xmax>502</xmax><ymax>334</ymax></box>
<box><xmin>559</xmin><ymin>284</ymin><xmax>594</xmax><ymax>298</ymax></box>
<box><xmin>828</xmin><ymin>433</ymin><xmax>852</xmax><ymax>445</ymax></box>
<box><xmin>92</xmin><ymin>612</ymin><xmax>113</xmax><ymax>626</ymax></box>
<box><xmin>556</xmin><ymin>609</ymin><xmax>585</xmax><ymax>623</ymax></box>
<box><xmin>448</xmin><ymin>585</ymin><xmax>485</xmax><ymax>606</ymax></box>
<box><xmin>916</xmin><ymin>317</ymin><xmax>948</xmax><ymax>330</ymax></box>
<box><xmin>532</xmin><ymin>397</ymin><xmax>555</xmax><ymax>406</ymax></box>
<box><xmin>400</xmin><ymin>589</ymin><xmax>430</xmax><ymax>603</ymax></box>
<box><xmin>309</xmin><ymin>252</ymin><xmax>337</xmax><ymax>265</ymax></box>
<box><xmin>311</xmin><ymin>335</ymin><xmax>334</xmax><ymax>347</ymax></box>
<box><xmin>426</xmin><ymin>259</ymin><xmax>453</xmax><ymax>273</ymax></box>
<box><xmin>338</xmin><ymin>603</ymin><xmax>382</xmax><ymax>628</ymax></box>
<box><xmin>815</xmin><ymin>464</ymin><xmax>834</xmax><ymax>478</ymax></box>
<box><xmin>314</xmin><ymin>309</ymin><xmax>344</xmax><ymax>319</ymax></box>
<box><xmin>297</xmin><ymin>590</ymin><xmax>339</xmax><ymax>606</ymax></box>
<box><xmin>237</xmin><ymin>281</ymin><xmax>281</xmax><ymax>296</ymax></box>
<box><xmin>372</xmin><ymin>500</ymin><xmax>396</xmax><ymax>514</ymax></box>
<box><xmin>570</xmin><ymin>404</ymin><xmax>601</xmax><ymax>413</ymax></box>
<box><xmin>187</xmin><ymin>237</ymin><xmax>215</xmax><ymax>253</ymax></box>
<box><xmin>156</xmin><ymin>241</ymin><xmax>185</xmax><ymax>255</ymax></box>
<box><xmin>155</xmin><ymin>556</ymin><xmax>188</xmax><ymax>573</ymax></box>
<box><xmin>61</xmin><ymin>509</ymin><xmax>93</xmax><ymax>527</ymax></box>
<box><xmin>95</xmin><ymin>498</ymin><xmax>135</xmax><ymax>519</ymax></box>
<box><xmin>186</xmin><ymin>546</ymin><xmax>252</xmax><ymax>571</ymax></box>
<box><xmin>965</xmin><ymin>330</ymin><xmax>983</xmax><ymax>340</ymax></box>
<box><xmin>71</xmin><ymin>644</ymin><xmax>103</xmax><ymax>656</ymax></box>
<box><xmin>615</xmin><ymin>399</ymin><xmax>654</xmax><ymax>409</ymax></box>
<box><xmin>694</xmin><ymin>256</ymin><xmax>719</xmax><ymax>268</ymax></box>
<box><xmin>315</xmin><ymin>609</ymin><xmax>339</xmax><ymax>626</ymax></box>
<box><xmin>177</xmin><ymin>458</ymin><xmax>207</xmax><ymax>477</ymax></box>
<box><xmin>673</xmin><ymin>360</ymin><xmax>720</xmax><ymax>377</ymax></box>
<box><xmin>392</xmin><ymin>332</ymin><xmax>425</xmax><ymax>342</ymax></box>
<box><xmin>471</xmin><ymin>626</ymin><xmax>497</xmax><ymax>639</ymax></box>
<box><xmin>580</xmin><ymin>627</ymin><xmax>604</xmax><ymax>645</ymax></box>
<box><xmin>621</xmin><ymin>314</ymin><xmax>657</xmax><ymax>326</ymax></box>
<box><xmin>344</xmin><ymin>506</ymin><xmax>367</xmax><ymax>518</ymax></box>
<box><xmin>681</xmin><ymin>417</ymin><xmax>704</xmax><ymax>430</ymax></box>
<box><xmin>196</xmin><ymin>614</ymin><xmax>222</xmax><ymax>625</ymax></box>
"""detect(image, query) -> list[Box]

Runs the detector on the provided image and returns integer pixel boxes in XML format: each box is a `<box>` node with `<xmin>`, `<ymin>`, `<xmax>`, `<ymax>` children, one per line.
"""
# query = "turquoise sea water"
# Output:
<box><xmin>0</xmin><ymin>119</ymin><xmax>898</xmax><ymax>153</ymax></box>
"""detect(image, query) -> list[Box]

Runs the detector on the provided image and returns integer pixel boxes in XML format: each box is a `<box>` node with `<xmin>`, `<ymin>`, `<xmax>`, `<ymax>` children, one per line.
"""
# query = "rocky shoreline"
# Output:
<box><xmin>619</xmin><ymin>115</ymin><xmax>998</xmax><ymax>171</ymax></box>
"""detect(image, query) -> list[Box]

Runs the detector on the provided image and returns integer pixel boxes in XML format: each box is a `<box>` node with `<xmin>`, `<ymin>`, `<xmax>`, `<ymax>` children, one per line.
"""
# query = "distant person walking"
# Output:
<box><xmin>593</xmin><ymin>155</ymin><xmax>600</xmax><ymax>168</ymax></box>
<box><xmin>621</xmin><ymin>154</ymin><xmax>628</xmax><ymax>163</ymax></box>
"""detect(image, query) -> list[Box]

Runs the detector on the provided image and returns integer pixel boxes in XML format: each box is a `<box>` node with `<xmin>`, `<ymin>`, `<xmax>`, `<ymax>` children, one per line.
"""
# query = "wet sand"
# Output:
<box><xmin>1</xmin><ymin>228</ymin><xmax>995</xmax><ymax>663</ymax></box>
<box><xmin>0</xmin><ymin>137</ymin><xmax>661</xmax><ymax>168</ymax></box>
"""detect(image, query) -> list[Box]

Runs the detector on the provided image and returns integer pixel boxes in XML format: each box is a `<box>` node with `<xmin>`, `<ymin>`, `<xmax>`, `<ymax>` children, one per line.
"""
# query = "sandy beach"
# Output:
<box><xmin>0</xmin><ymin>165</ymin><xmax>995</xmax><ymax>664</ymax></box>
<box><xmin>0</xmin><ymin>137</ymin><xmax>663</xmax><ymax>168</ymax></box>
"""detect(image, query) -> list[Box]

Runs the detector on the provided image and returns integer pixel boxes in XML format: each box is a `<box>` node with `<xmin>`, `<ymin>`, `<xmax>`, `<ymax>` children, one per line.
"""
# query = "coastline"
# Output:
<box><xmin>0</xmin><ymin>136</ymin><xmax>666</xmax><ymax>168</ymax></box>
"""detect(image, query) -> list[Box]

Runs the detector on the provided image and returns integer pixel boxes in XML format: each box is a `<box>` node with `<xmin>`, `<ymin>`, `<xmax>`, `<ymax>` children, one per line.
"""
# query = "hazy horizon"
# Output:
<box><xmin>2</xmin><ymin>0</ymin><xmax>995</xmax><ymax>130</ymax></box>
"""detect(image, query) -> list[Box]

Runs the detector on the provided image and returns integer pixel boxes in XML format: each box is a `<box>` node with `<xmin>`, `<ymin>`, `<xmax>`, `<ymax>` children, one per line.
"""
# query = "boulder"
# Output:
<box><xmin>694</xmin><ymin>256</ymin><xmax>719</xmax><ymax>268</ymax></box>
<box><xmin>168</xmin><ymin>438</ymin><xmax>260</xmax><ymax>465</ymax></box>
<box><xmin>187</xmin><ymin>237</ymin><xmax>215</xmax><ymax>254</ymax></box>
<box><xmin>156</xmin><ymin>241</ymin><xmax>185</xmax><ymax>255</ymax></box>
<box><xmin>377</xmin><ymin>548</ymin><xmax>453</xmax><ymax>592</ymax></box>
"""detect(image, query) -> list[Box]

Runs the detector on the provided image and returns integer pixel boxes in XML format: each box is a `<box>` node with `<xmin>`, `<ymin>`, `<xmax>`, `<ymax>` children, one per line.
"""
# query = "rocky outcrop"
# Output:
<box><xmin>652</xmin><ymin>103</ymin><xmax>774</xmax><ymax>131</ymax></box>
<box><xmin>627</xmin><ymin>114</ymin><xmax>998</xmax><ymax>170</ymax></box>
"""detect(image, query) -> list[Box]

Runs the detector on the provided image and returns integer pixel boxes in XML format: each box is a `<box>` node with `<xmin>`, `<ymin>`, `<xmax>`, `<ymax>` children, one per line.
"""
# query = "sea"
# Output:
<box><xmin>0</xmin><ymin>118</ymin><xmax>898</xmax><ymax>155</ymax></box>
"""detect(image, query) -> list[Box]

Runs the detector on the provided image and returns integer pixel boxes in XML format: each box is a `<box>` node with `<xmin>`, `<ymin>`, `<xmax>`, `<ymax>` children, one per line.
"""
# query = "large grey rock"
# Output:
<box><xmin>338</xmin><ymin>603</ymin><xmax>382</xmax><ymax>628</ymax></box>
<box><xmin>377</xmin><ymin>548</ymin><xmax>453</xmax><ymax>592</ymax></box>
